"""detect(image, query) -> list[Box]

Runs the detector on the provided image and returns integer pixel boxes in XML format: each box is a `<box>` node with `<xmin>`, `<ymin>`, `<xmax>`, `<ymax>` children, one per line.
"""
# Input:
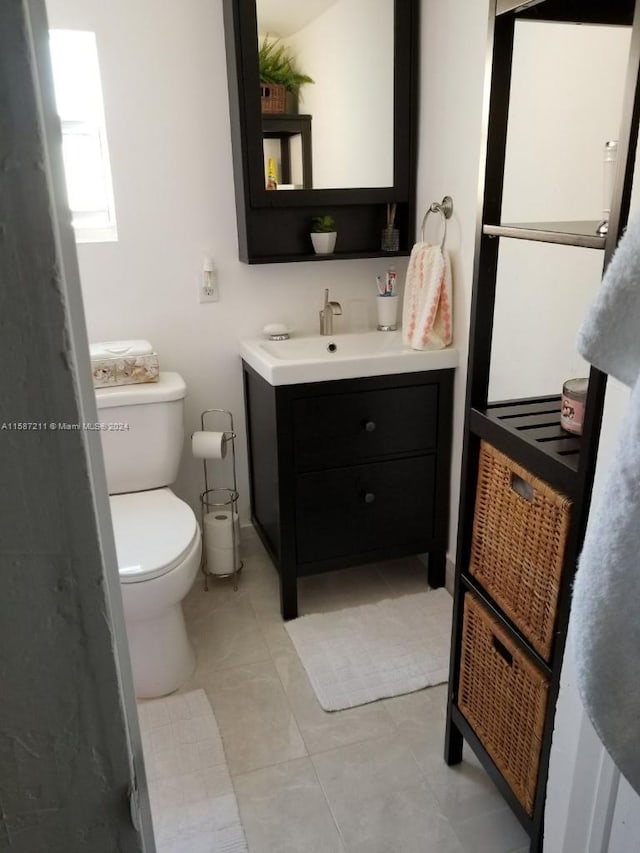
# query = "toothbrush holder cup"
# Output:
<box><xmin>381</xmin><ymin>226</ymin><xmax>400</xmax><ymax>252</ymax></box>
<box><xmin>377</xmin><ymin>295</ymin><xmax>399</xmax><ymax>331</ymax></box>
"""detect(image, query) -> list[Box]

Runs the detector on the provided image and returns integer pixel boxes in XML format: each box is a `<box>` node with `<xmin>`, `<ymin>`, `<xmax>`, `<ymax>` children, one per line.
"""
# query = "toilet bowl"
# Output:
<box><xmin>111</xmin><ymin>487</ymin><xmax>202</xmax><ymax>698</ymax></box>
<box><xmin>95</xmin><ymin>371</ymin><xmax>201</xmax><ymax>698</ymax></box>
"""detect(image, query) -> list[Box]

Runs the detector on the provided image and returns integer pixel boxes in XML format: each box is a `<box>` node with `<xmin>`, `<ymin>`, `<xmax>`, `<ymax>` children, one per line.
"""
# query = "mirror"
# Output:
<box><xmin>223</xmin><ymin>0</ymin><xmax>418</xmax><ymax>263</ymax></box>
<box><xmin>257</xmin><ymin>0</ymin><xmax>395</xmax><ymax>190</ymax></box>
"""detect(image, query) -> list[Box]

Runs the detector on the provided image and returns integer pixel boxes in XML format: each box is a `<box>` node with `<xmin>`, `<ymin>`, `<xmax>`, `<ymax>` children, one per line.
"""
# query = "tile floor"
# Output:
<box><xmin>139</xmin><ymin>690</ymin><xmax>248</xmax><ymax>852</ymax></box>
<box><xmin>177</xmin><ymin>529</ymin><xmax>529</xmax><ymax>853</ymax></box>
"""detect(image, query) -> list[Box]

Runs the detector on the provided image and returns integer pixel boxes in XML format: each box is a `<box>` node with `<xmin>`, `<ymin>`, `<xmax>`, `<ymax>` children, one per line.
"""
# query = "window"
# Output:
<box><xmin>49</xmin><ymin>30</ymin><xmax>117</xmax><ymax>243</ymax></box>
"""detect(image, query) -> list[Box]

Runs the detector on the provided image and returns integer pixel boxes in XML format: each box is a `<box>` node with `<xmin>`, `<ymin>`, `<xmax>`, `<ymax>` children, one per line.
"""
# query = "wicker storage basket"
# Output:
<box><xmin>458</xmin><ymin>593</ymin><xmax>549</xmax><ymax>815</ymax></box>
<box><xmin>260</xmin><ymin>82</ymin><xmax>286</xmax><ymax>114</ymax></box>
<box><xmin>470</xmin><ymin>442</ymin><xmax>571</xmax><ymax>660</ymax></box>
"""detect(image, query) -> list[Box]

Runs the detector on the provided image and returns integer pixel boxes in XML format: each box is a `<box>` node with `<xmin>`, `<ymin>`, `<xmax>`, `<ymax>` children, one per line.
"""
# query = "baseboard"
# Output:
<box><xmin>239</xmin><ymin>521</ymin><xmax>257</xmax><ymax>542</ymax></box>
<box><xmin>445</xmin><ymin>558</ymin><xmax>455</xmax><ymax>595</ymax></box>
<box><xmin>417</xmin><ymin>552</ymin><xmax>455</xmax><ymax>596</ymax></box>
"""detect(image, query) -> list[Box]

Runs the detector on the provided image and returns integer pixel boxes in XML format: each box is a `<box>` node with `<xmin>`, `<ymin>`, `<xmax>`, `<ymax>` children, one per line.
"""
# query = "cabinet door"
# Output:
<box><xmin>295</xmin><ymin>455</ymin><xmax>436</xmax><ymax>563</ymax></box>
<box><xmin>292</xmin><ymin>384</ymin><xmax>439</xmax><ymax>470</ymax></box>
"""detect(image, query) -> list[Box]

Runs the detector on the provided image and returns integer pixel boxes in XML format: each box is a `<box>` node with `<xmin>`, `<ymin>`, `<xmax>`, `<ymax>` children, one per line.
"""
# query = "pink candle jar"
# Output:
<box><xmin>561</xmin><ymin>378</ymin><xmax>588</xmax><ymax>435</ymax></box>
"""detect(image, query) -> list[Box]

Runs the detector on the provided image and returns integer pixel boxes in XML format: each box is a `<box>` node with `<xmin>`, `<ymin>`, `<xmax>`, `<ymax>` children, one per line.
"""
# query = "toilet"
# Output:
<box><xmin>95</xmin><ymin>372</ymin><xmax>201</xmax><ymax>698</ymax></box>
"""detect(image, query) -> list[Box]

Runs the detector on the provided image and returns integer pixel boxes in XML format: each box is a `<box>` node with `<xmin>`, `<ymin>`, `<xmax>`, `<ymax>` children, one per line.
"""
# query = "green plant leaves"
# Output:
<box><xmin>258</xmin><ymin>35</ymin><xmax>314</xmax><ymax>95</ymax></box>
<box><xmin>311</xmin><ymin>215</ymin><xmax>336</xmax><ymax>233</ymax></box>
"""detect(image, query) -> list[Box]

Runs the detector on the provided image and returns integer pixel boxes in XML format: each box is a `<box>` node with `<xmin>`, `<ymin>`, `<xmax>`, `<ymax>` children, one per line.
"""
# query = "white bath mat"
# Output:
<box><xmin>285</xmin><ymin>590</ymin><xmax>452</xmax><ymax>711</ymax></box>
<box><xmin>138</xmin><ymin>689</ymin><xmax>248</xmax><ymax>853</ymax></box>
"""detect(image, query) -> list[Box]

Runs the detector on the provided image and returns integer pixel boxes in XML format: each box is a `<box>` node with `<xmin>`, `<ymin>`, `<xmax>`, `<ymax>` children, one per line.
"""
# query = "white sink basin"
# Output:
<box><xmin>240</xmin><ymin>331</ymin><xmax>458</xmax><ymax>385</ymax></box>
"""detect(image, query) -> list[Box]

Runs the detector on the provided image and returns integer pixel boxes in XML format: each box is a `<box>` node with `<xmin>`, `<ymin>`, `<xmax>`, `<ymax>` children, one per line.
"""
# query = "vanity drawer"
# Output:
<box><xmin>292</xmin><ymin>384</ymin><xmax>438</xmax><ymax>470</ymax></box>
<box><xmin>295</xmin><ymin>455</ymin><xmax>435</xmax><ymax>564</ymax></box>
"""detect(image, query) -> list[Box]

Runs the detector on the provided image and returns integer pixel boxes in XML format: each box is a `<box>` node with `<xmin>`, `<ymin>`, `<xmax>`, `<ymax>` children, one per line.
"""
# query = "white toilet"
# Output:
<box><xmin>95</xmin><ymin>372</ymin><xmax>201</xmax><ymax>698</ymax></box>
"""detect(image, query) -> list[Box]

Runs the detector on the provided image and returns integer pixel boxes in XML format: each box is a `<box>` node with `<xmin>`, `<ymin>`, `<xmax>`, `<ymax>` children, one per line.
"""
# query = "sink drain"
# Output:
<box><xmin>327</xmin><ymin>342</ymin><xmax>337</xmax><ymax>353</ymax></box>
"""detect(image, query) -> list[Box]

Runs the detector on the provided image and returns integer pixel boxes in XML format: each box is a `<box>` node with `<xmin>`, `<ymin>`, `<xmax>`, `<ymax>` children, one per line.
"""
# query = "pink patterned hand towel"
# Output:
<box><xmin>401</xmin><ymin>242</ymin><xmax>453</xmax><ymax>350</ymax></box>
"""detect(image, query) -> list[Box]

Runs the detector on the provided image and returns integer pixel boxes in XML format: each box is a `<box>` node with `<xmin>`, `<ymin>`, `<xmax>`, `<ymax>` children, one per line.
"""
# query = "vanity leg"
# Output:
<box><xmin>428</xmin><ymin>549</ymin><xmax>446</xmax><ymax>588</ymax></box>
<box><xmin>280</xmin><ymin>568</ymin><xmax>298</xmax><ymax>621</ymax></box>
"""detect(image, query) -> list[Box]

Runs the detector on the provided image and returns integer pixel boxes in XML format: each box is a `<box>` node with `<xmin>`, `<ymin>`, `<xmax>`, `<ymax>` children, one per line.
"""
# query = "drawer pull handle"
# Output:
<box><xmin>492</xmin><ymin>635</ymin><xmax>513</xmax><ymax>666</ymax></box>
<box><xmin>363</xmin><ymin>420</ymin><xmax>377</xmax><ymax>433</ymax></box>
<box><xmin>510</xmin><ymin>473</ymin><xmax>534</xmax><ymax>502</ymax></box>
<box><xmin>364</xmin><ymin>492</ymin><xmax>376</xmax><ymax>504</ymax></box>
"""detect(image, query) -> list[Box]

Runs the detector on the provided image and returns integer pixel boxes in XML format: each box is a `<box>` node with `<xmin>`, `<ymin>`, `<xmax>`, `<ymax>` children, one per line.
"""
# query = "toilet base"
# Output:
<box><xmin>127</xmin><ymin>603</ymin><xmax>195</xmax><ymax>698</ymax></box>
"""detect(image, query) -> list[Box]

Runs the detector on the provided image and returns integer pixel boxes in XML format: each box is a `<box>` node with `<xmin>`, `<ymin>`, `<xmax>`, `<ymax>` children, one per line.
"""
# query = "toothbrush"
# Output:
<box><xmin>386</xmin><ymin>268</ymin><xmax>397</xmax><ymax>296</ymax></box>
<box><xmin>376</xmin><ymin>274</ymin><xmax>386</xmax><ymax>296</ymax></box>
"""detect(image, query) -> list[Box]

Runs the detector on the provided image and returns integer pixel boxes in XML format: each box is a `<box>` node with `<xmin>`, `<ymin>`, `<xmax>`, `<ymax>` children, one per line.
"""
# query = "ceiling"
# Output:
<box><xmin>256</xmin><ymin>0</ymin><xmax>340</xmax><ymax>38</ymax></box>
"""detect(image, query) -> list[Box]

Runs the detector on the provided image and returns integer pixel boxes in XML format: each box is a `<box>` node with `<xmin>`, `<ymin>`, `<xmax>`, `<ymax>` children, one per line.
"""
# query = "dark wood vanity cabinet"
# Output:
<box><xmin>242</xmin><ymin>365</ymin><xmax>454</xmax><ymax>619</ymax></box>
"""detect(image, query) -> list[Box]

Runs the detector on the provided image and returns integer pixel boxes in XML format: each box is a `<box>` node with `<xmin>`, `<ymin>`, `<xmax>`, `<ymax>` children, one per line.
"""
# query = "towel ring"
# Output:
<box><xmin>421</xmin><ymin>195</ymin><xmax>453</xmax><ymax>249</ymax></box>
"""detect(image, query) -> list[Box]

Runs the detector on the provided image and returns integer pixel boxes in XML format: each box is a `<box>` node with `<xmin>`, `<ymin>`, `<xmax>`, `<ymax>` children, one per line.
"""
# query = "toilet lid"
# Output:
<box><xmin>110</xmin><ymin>488</ymin><xmax>198</xmax><ymax>583</ymax></box>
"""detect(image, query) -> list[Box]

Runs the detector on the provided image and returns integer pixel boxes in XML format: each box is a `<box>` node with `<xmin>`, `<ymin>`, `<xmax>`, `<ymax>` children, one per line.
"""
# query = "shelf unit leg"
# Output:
<box><xmin>428</xmin><ymin>549</ymin><xmax>446</xmax><ymax>588</ymax></box>
<box><xmin>530</xmin><ymin>828</ymin><xmax>543</xmax><ymax>853</ymax></box>
<box><xmin>444</xmin><ymin>715</ymin><xmax>464</xmax><ymax>766</ymax></box>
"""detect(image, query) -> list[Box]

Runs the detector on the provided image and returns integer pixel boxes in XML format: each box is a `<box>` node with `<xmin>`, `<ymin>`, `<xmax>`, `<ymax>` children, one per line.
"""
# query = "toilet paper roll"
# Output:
<box><xmin>203</xmin><ymin>510</ymin><xmax>239</xmax><ymax>550</ymax></box>
<box><xmin>191</xmin><ymin>431</ymin><xmax>227</xmax><ymax>460</ymax></box>
<box><xmin>205</xmin><ymin>542</ymin><xmax>241</xmax><ymax>576</ymax></box>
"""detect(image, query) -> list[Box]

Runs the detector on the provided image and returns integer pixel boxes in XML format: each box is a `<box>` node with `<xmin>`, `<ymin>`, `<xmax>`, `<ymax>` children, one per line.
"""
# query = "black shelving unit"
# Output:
<box><xmin>483</xmin><ymin>220</ymin><xmax>606</xmax><ymax>249</ymax></box>
<box><xmin>444</xmin><ymin>2</ymin><xmax>640</xmax><ymax>851</ymax></box>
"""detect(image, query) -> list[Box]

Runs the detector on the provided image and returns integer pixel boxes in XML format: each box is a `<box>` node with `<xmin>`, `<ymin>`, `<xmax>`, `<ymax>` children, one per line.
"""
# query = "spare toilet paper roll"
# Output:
<box><xmin>203</xmin><ymin>510</ymin><xmax>239</xmax><ymax>550</ymax></box>
<box><xmin>205</xmin><ymin>541</ymin><xmax>241</xmax><ymax>576</ymax></box>
<box><xmin>191</xmin><ymin>431</ymin><xmax>227</xmax><ymax>460</ymax></box>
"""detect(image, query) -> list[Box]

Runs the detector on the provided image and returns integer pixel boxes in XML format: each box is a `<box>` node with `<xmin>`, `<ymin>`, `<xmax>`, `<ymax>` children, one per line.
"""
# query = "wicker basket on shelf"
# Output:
<box><xmin>470</xmin><ymin>441</ymin><xmax>572</xmax><ymax>660</ymax></box>
<box><xmin>458</xmin><ymin>593</ymin><xmax>549</xmax><ymax>815</ymax></box>
<box><xmin>260</xmin><ymin>82</ymin><xmax>286</xmax><ymax>114</ymax></box>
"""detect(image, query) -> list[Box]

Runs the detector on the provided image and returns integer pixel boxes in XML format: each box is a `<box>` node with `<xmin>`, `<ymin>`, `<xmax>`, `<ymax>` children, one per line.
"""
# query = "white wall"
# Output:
<box><xmin>491</xmin><ymin>22</ymin><xmax>629</xmax><ymax>401</ymax></box>
<box><xmin>45</xmin><ymin>0</ymin><xmax>409</xmax><ymax>520</ymax></box>
<box><xmin>285</xmin><ymin>0</ymin><xmax>394</xmax><ymax>188</ymax></box>
<box><xmin>418</xmin><ymin>0</ymin><xmax>489</xmax><ymax>554</ymax></box>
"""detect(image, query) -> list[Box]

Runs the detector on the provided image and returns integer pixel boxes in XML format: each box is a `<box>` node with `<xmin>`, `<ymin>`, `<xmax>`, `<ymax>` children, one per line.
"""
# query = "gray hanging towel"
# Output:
<box><xmin>573</xmin><ymin>210</ymin><xmax>640</xmax><ymax>795</ymax></box>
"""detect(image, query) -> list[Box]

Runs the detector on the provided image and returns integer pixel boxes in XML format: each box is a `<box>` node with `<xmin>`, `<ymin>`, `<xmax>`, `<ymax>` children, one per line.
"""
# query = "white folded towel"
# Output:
<box><xmin>573</xmin><ymin>210</ymin><xmax>640</xmax><ymax>795</ymax></box>
<box><xmin>402</xmin><ymin>242</ymin><xmax>453</xmax><ymax>350</ymax></box>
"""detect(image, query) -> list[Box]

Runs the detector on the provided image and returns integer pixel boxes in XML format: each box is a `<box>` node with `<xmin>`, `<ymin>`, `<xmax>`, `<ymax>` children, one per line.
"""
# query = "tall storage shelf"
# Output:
<box><xmin>445</xmin><ymin>2</ymin><xmax>640</xmax><ymax>851</ymax></box>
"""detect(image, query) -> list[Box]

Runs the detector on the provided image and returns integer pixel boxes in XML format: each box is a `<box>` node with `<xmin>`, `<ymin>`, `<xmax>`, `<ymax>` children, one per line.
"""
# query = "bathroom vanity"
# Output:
<box><xmin>241</xmin><ymin>336</ymin><xmax>456</xmax><ymax>619</ymax></box>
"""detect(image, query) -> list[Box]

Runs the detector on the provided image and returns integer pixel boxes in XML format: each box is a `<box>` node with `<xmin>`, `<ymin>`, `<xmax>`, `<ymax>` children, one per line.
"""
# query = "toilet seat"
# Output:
<box><xmin>110</xmin><ymin>488</ymin><xmax>199</xmax><ymax>583</ymax></box>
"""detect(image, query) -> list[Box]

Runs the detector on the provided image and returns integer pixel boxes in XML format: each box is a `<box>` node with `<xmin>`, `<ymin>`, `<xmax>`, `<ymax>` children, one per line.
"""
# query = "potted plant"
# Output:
<box><xmin>310</xmin><ymin>215</ymin><xmax>337</xmax><ymax>255</ymax></box>
<box><xmin>258</xmin><ymin>36</ymin><xmax>314</xmax><ymax>114</ymax></box>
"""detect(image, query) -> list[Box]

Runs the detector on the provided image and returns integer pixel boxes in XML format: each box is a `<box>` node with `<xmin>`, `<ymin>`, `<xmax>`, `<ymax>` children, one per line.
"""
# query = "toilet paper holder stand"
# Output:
<box><xmin>198</xmin><ymin>408</ymin><xmax>243</xmax><ymax>591</ymax></box>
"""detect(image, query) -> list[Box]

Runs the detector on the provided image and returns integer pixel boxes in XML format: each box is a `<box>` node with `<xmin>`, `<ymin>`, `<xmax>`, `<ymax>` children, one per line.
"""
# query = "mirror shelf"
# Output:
<box><xmin>245</xmin><ymin>249</ymin><xmax>412</xmax><ymax>266</ymax></box>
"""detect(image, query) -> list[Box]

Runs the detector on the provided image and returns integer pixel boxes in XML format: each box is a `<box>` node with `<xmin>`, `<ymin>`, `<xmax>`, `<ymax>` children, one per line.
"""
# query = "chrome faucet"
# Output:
<box><xmin>319</xmin><ymin>288</ymin><xmax>342</xmax><ymax>336</ymax></box>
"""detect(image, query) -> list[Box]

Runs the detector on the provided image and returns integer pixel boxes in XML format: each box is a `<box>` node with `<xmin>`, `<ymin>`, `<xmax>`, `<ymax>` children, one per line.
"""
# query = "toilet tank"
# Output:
<box><xmin>95</xmin><ymin>372</ymin><xmax>187</xmax><ymax>494</ymax></box>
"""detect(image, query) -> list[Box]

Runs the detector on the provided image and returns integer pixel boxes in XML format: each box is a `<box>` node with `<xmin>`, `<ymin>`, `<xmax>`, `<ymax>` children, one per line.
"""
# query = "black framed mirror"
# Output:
<box><xmin>223</xmin><ymin>0</ymin><xmax>419</xmax><ymax>263</ymax></box>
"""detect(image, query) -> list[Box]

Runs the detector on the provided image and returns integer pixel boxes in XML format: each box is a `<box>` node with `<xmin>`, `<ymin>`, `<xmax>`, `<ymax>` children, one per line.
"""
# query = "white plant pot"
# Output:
<box><xmin>311</xmin><ymin>232</ymin><xmax>337</xmax><ymax>254</ymax></box>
